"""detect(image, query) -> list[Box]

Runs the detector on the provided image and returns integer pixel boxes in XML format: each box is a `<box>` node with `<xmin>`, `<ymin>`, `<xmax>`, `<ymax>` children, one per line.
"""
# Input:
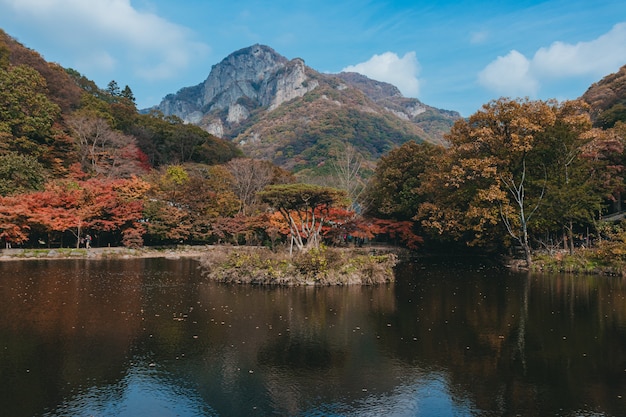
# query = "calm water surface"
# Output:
<box><xmin>0</xmin><ymin>257</ymin><xmax>625</xmax><ymax>416</ymax></box>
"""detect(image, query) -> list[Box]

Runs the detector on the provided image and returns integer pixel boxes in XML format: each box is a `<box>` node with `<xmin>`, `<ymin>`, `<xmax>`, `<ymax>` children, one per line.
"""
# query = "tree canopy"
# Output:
<box><xmin>259</xmin><ymin>183</ymin><xmax>347</xmax><ymax>253</ymax></box>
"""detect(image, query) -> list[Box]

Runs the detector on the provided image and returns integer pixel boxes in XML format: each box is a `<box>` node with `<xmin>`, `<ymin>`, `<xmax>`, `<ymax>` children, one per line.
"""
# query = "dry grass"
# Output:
<box><xmin>199</xmin><ymin>245</ymin><xmax>398</xmax><ymax>285</ymax></box>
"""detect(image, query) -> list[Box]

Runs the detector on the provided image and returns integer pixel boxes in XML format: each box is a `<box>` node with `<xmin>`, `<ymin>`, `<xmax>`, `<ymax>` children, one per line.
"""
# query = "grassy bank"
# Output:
<box><xmin>199</xmin><ymin>245</ymin><xmax>399</xmax><ymax>285</ymax></box>
<box><xmin>529</xmin><ymin>249</ymin><xmax>626</xmax><ymax>276</ymax></box>
<box><xmin>0</xmin><ymin>246</ymin><xmax>207</xmax><ymax>261</ymax></box>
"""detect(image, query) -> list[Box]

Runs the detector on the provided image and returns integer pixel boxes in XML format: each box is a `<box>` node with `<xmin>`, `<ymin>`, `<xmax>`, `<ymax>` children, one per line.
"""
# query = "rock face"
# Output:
<box><xmin>150</xmin><ymin>44</ymin><xmax>460</xmax><ymax>170</ymax></box>
<box><xmin>154</xmin><ymin>45</ymin><xmax>318</xmax><ymax>128</ymax></box>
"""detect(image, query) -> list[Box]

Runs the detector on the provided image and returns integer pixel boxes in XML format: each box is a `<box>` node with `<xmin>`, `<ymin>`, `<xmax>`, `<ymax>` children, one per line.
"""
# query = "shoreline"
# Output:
<box><xmin>0</xmin><ymin>246</ymin><xmax>208</xmax><ymax>261</ymax></box>
<box><xmin>0</xmin><ymin>244</ymin><xmax>407</xmax><ymax>262</ymax></box>
<box><xmin>1</xmin><ymin>245</ymin><xmax>402</xmax><ymax>286</ymax></box>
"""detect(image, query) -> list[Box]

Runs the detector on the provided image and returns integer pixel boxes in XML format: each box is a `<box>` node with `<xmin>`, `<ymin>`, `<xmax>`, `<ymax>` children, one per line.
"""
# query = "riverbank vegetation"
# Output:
<box><xmin>1</xmin><ymin>29</ymin><xmax>626</xmax><ymax>277</ymax></box>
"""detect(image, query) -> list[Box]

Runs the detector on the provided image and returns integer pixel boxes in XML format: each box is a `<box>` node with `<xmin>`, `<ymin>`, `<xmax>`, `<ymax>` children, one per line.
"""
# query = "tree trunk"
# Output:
<box><xmin>521</xmin><ymin>233</ymin><xmax>532</xmax><ymax>268</ymax></box>
<box><xmin>563</xmin><ymin>221</ymin><xmax>574</xmax><ymax>255</ymax></box>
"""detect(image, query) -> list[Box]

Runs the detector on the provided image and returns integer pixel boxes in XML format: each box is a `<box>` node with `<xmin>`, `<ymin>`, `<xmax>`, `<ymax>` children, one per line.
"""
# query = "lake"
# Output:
<box><xmin>0</xmin><ymin>256</ymin><xmax>625</xmax><ymax>416</ymax></box>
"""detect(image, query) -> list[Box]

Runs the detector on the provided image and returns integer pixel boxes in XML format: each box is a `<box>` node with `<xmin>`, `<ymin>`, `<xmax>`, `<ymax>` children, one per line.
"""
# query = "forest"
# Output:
<box><xmin>1</xmin><ymin>29</ymin><xmax>626</xmax><ymax>270</ymax></box>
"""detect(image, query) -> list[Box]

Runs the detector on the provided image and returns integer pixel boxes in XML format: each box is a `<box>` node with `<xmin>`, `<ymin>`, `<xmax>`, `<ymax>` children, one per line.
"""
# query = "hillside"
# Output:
<box><xmin>0</xmin><ymin>30</ymin><xmax>83</xmax><ymax>113</ymax></box>
<box><xmin>0</xmin><ymin>29</ymin><xmax>240</xmax><ymax>176</ymax></box>
<box><xmin>150</xmin><ymin>44</ymin><xmax>460</xmax><ymax>172</ymax></box>
<box><xmin>581</xmin><ymin>64</ymin><xmax>626</xmax><ymax>128</ymax></box>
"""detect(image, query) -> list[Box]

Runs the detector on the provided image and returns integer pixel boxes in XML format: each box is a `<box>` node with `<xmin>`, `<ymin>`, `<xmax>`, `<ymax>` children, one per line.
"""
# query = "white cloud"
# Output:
<box><xmin>478</xmin><ymin>22</ymin><xmax>626</xmax><ymax>97</ymax></box>
<box><xmin>0</xmin><ymin>0</ymin><xmax>208</xmax><ymax>80</ymax></box>
<box><xmin>532</xmin><ymin>22</ymin><xmax>626</xmax><ymax>78</ymax></box>
<box><xmin>478</xmin><ymin>50</ymin><xmax>538</xmax><ymax>96</ymax></box>
<box><xmin>342</xmin><ymin>51</ymin><xmax>421</xmax><ymax>97</ymax></box>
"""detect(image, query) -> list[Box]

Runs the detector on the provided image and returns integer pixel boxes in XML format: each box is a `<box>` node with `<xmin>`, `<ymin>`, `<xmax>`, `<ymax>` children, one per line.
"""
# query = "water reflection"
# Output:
<box><xmin>0</xmin><ymin>257</ymin><xmax>625</xmax><ymax>416</ymax></box>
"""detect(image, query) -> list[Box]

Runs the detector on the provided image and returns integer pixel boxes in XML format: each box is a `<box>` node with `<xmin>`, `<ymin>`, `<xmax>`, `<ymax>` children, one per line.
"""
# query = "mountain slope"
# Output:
<box><xmin>0</xmin><ymin>28</ymin><xmax>241</xmax><ymax>174</ymax></box>
<box><xmin>150</xmin><ymin>44</ymin><xmax>460</xmax><ymax>171</ymax></box>
<box><xmin>0</xmin><ymin>29</ymin><xmax>83</xmax><ymax>113</ymax></box>
<box><xmin>581</xmin><ymin>64</ymin><xmax>626</xmax><ymax>128</ymax></box>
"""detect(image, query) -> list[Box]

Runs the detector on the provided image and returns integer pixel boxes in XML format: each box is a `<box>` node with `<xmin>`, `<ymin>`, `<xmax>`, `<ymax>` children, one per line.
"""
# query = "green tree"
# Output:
<box><xmin>0</xmin><ymin>65</ymin><xmax>60</xmax><ymax>155</ymax></box>
<box><xmin>106</xmin><ymin>80</ymin><xmax>120</xmax><ymax>97</ymax></box>
<box><xmin>120</xmin><ymin>85</ymin><xmax>135</xmax><ymax>104</ymax></box>
<box><xmin>530</xmin><ymin>101</ymin><xmax>612</xmax><ymax>253</ymax></box>
<box><xmin>0</xmin><ymin>152</ymin><xmax>46</xmax><ymax>196</ymax></box>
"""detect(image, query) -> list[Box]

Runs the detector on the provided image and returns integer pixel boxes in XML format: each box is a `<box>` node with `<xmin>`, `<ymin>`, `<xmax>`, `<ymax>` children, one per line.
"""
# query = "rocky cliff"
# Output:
<box><xmin>150</xmin><ymin>44</ymin><xmax>460</xmax><ymax>171</ymax></box>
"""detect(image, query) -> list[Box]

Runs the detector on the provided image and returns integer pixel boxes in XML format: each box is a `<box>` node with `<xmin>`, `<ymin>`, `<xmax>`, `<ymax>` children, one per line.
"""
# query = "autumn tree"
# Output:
<box><xmin>23</xmin><ymin>176</ymin><xmax>149</xmax><ymax>248</ymax></box>
<box><xmin>88</xmin><ymin>176</ymin><xmax>150</xmax><ymax>248</ymax></box>
<box><xmin>418</xmin><ymin>98</ymin><xmax>614</xmax><ymax>265</ymax></box>
<box><xmin>366</xmin><ymin>140</ymin><xmax>444</xmax><ymax>221</ymax></box>
<box><xmin>259</xmin><ymin>183</ymin><xmax>347</xmax><ymax>254</ymax></box>
<box><xmin>144</xmin><ymin>164</ymin><xmax>240</xmax><ymax>244</ymax></box>
<box><xmin>143</xmin><ymin>165</ymin><xmax>193</xmax><ymax>243</ymax></box>
<box><xmin>529</xmin><ymin>102</ymin><xmax>621</xmax><ymax>253</ymax></box>
<box><xmin>330</xmin><ymin>144</ymin><xmax>368</xmax><ymax>211</ymax></box>
<box><xmin>68</xmin><ymin>113</ymin><xmax>148</xmax><ymax>178</ymax></box>
<box><xmin>25</xmin><ymin>180</ymin><xmax>94</xmax><ymax>247</ymax></box>
<box><xmin>418</xmin><ymin>99</ymin><xmax>555</xmax><ymax>264</ymax></box>
<box><xmin>226</xmin><ymin>158</ymin><xmax>273</xmax><ymax>215</ymax></box>
<box><xmin>0</xmin><ymin>194</ymin><xmax>31</xmax><ymax>246</ymax></box>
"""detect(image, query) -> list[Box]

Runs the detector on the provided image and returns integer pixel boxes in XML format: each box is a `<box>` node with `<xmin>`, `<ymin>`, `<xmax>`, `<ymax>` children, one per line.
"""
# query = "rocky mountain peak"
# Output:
<box><xmin>152</xmin><ymin>44</ymin><xmax>318</xmax><ymax>134</ymax></box>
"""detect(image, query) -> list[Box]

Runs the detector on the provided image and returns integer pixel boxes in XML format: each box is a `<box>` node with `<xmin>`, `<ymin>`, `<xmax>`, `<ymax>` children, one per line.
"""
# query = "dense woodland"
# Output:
<box><xmin>1</xmin><ymin>29</ymin><xmax>626</xmax><ymax>268</ymax></box>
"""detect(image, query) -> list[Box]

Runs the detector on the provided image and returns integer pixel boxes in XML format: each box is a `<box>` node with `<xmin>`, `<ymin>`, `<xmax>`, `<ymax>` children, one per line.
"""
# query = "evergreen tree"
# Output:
<box><xmin>121</xmin><ymin>85</ymin><xmax>135</xmax><ymax>104</ymax></box>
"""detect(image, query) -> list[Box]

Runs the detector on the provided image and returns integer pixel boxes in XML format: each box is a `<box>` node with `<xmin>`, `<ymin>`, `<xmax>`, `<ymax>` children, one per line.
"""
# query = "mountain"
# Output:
<box><xmin>150</xmin><ymin>44</ymin><xmax>460</xmax><ymax>172</ymax></box>
<box><xmin>581</xmin><ymin>64</ymin><xmax>626</xmax><ymax>128</ymax></box>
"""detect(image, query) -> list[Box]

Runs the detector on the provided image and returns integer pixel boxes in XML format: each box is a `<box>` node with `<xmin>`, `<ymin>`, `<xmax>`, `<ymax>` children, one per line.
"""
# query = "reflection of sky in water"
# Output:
<box><xmin>44</xmin><ymin>361</ymin><xmax>473</xmax><ymax>417</ymax></box>
<box><xmin>43</xmin><ymin>359</ymin><xmax>217</xmax><ymax>417</ymax></box>
<box><xmin>306</xmin><ymin>373</ymin><xmax>475</xmax><ymax>417</ymax></box>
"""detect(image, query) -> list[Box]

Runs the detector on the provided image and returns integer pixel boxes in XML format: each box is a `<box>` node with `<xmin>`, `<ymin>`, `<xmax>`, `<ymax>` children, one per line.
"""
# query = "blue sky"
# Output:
<box><xmin>0</xmin><ymin>0</ymin><xmax>624</xmax><ymax>116</ymax></box>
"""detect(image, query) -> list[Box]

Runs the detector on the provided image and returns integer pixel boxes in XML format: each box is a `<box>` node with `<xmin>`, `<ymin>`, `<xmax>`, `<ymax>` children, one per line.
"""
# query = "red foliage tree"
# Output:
<box><xmin>0</xmin><ymin>195</ymin><xmax>30</xmax><ymax>246</ymax></box>
<box><xmin>23</xmin><ymin>176</ymin><xmax>149</xmax><ymax>247</ymax></box>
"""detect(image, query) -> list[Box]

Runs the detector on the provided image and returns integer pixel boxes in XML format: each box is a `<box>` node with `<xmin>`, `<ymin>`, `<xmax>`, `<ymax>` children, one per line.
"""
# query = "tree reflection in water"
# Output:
<box><xmin>0</xmin><ymin>257</ymin><xmax>624</xmax><ymax>416</ymax></box>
